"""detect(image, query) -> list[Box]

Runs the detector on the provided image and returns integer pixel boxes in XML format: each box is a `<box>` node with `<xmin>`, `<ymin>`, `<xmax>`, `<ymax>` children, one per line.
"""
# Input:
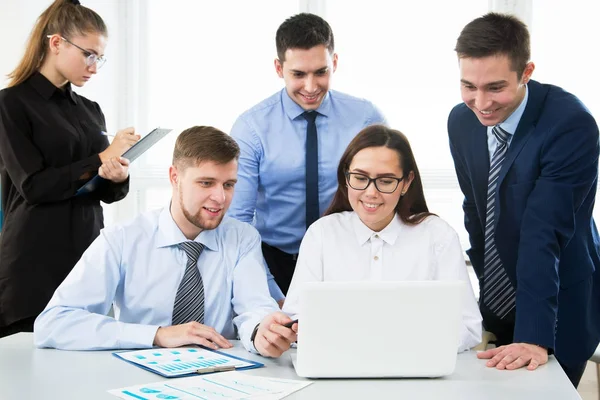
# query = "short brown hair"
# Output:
<box><xmin>455</xmin><ymin>12</ymin><xmax>530</xmax><ymax>78</ymax></box>
<box><xmin>172</xmin><ymin>126</ymin><xmax>240</xmax><ymax>169</ymax></box>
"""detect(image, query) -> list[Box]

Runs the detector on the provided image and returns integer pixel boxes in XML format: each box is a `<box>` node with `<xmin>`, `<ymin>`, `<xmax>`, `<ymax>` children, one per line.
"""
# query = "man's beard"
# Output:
<box><xmin>179</xmin><ymin>189</ymin><xmax>223</xmax><ymax>231</ymax></box>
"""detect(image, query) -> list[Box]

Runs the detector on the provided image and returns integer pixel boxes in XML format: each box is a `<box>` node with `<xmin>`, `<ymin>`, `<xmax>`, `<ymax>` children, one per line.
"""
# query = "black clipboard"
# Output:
<box><xmin>76</xmin><ymin>127</ymin><xmax>172</xmax><ymax>196</ymax></box>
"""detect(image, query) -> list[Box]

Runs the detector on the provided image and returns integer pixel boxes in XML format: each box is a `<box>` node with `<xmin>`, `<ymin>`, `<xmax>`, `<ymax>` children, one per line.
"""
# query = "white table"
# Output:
<box><xmin>0</xmin><ymin>333</ymin><xmax>581</xmax><ymax>399</ymax></box>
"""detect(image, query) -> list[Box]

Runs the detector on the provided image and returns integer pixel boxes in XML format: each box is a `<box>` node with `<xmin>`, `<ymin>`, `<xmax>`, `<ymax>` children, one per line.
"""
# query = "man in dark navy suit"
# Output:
<box><xmin>448</xmin><ymin>12</ymin><xmax>600</xmax><ymax>387</ymax></box>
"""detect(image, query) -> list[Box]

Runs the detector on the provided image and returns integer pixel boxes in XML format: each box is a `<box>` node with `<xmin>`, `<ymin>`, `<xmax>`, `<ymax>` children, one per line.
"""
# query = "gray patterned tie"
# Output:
<box><xmin>172</xmin><ymin>241</ymin><xmax>205</xmax><ymax>325</ymax></box>
<box><xmin>482</xmin><ymin>125</ymin><xmax>516</xmax><ymax>319</ymax></box>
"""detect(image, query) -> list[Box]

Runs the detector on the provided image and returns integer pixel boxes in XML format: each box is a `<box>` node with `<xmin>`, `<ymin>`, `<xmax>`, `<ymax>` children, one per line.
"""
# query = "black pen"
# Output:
<box><xmin>283</xmin><ymin>319</ymin><xmax>298</xmax><ymax>328</ymax></box>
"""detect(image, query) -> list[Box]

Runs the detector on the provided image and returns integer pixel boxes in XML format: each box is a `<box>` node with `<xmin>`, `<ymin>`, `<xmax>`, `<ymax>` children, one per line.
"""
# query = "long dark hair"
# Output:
<box><xmin>324</xmin><ymin>125</ymin><xmax>433</xmax><ymax>225</ymax></box>
<box><xmin>7</xmin><ymin>0</ymin><xmax>107</xmax><ymax>87</ymax></box>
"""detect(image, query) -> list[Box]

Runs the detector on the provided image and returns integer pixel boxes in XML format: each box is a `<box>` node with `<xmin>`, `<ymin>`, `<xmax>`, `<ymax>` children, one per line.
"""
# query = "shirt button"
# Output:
<box><xmin>374</xmin><ymin>234</ymin><xmax>379</xmax><ymax>239</ymax></box>
<box><xmin>374</xmin><ymin>256</ymin><xmax>379</xmax><ymax>261</ymax></box>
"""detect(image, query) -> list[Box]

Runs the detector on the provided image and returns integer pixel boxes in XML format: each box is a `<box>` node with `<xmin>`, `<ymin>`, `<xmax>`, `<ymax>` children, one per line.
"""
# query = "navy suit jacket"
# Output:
<box><xmin>448</xmin><ymin>80</ymin><xmax>600</xmax><ymax>364</ymax></box>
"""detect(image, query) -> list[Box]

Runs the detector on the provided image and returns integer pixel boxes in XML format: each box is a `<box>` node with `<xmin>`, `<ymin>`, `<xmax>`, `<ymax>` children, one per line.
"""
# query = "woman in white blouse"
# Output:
<box><xmin>282</xmin><ymin>125</ymin><xmax>482</xmax><ymax>352</ymax></box>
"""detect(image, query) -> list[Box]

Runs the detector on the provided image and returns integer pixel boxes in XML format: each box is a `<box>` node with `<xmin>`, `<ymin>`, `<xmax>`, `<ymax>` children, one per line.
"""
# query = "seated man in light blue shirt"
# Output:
<box><xmin>228</xmin><ymin>13</ymin><xmax>386</xmax><ymax>303</ymax></box>
<box><xmin>34</xmin><ymin>126</ymin><xmax>297</xmax><ymax>357</ymax></box>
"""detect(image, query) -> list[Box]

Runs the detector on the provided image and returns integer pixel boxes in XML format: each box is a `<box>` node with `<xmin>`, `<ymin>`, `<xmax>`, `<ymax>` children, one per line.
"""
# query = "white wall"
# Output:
<box><xmin>3</xmin><ymin>0</ymin><xmax>599</xmax><ymax>231</ymax></box>
<box><xmin>0</xmin><ymin>0</ymin><xmax>46</xmax><ymax>89</ymax></box>
<box><xmin>0</xmin><ymin>0</ymin><xmax>123</xmax><ymax>132</ymax></box>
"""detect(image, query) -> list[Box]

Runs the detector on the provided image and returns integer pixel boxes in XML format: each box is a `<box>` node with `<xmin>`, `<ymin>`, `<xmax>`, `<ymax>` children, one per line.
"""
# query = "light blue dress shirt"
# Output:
<box><xmin>228</xmin><ymin>89</ymin><xmax>386</xmax><ymax>297</ymax></box>
<box><xmin>34</xmin><ymin>206</ymin><xmax>279</xmax><ymax>352</ymax></box>
<box><xmin>487</xmin><ymin>85</ymin><xmax>529</xmax><ymax>158</ymax></box>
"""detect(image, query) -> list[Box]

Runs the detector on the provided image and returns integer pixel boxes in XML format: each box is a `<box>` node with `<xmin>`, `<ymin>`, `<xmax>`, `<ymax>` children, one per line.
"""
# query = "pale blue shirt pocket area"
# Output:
<box><xmin>228</xmin><ymin>89</ymin><xmax>387</xmax><ymax>300</ymax></box>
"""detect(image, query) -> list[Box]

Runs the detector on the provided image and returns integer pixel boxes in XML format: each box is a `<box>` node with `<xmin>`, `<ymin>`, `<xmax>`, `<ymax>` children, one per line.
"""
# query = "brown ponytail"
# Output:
<box><xmin>7</xmin><ymin>0</ymin><xmax>107</xmax><ymax>87</ymax></box>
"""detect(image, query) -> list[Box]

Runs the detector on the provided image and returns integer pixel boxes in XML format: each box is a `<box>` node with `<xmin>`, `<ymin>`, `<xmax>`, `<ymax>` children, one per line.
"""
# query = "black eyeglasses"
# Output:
<box><xmin>49</xmin><ymin>35</ymin><xmax>106</xmax><ymax>68</ymax></box>
<box><xmin>345</xmin><ymin>172</ymin><xmax>403</xmax><ymax>194</ymax></box>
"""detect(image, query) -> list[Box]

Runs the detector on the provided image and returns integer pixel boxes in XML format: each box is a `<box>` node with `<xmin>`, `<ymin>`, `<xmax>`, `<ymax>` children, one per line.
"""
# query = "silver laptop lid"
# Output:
<box><xmin>294</xmin><ymin>281</ymin><xmax>464</xmax><ymax>378</ymax></box>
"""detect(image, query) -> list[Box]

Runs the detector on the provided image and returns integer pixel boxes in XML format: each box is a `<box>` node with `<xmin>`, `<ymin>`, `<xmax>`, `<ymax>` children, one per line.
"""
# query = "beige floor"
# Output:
<box><xmin>578</xmin><ymin>361</ymin><xmax>599</xmax><ymax>400</ymax></box>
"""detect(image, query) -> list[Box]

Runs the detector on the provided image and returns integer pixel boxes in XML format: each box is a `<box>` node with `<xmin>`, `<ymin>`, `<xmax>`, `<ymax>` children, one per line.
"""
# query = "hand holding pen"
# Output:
<box><xmin>253</xmin><ymin>312</ymin><xmax>298</xmax><ymax>358</ymax></box>
<box><xmin>99</xmin><ymin>127</ymin><xmax>140</xmax><ymax>163</ymax></box>
<box><xmin>283</xmin><ymin>319</ymin><xmax>298</xmax><ymax>329</ymax></box>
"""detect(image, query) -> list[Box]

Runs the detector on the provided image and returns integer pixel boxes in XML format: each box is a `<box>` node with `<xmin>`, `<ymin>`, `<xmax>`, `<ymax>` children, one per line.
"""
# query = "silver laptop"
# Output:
<box><xmin>292</xmin><ymin>281</ymin><xmax>464</xmax><ymax>378</ymax></box>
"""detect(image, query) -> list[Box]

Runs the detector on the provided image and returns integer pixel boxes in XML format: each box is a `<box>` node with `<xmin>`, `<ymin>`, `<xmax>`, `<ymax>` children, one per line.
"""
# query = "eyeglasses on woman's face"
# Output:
<box><xmin>345</xmin><ymin>172</ymin><xmax>403</xmax><ymax>194</ymax></box>
<box><xmin>48</xmin><ymin>35</ymin><xmax>106</xmax><ymax>68</ymax></box>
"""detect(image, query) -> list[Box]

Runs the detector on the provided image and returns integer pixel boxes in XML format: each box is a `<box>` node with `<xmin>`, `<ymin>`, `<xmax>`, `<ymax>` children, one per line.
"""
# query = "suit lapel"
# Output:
<box><xmin>496</xmin><ymin>81</ymin><xmax>547</xmax><ymax>192</ymax></box>
<box><xmin>470</xmin><ymin>124</ymin><xmax>490</xmax><ymax>226</ymax></box>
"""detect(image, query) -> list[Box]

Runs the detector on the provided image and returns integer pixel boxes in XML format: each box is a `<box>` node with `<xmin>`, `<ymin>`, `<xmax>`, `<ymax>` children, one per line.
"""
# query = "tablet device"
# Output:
<box><xmin>76</xmin><ymin>127</ymin><xmax>172</xmax><ymax>196</ymax></box>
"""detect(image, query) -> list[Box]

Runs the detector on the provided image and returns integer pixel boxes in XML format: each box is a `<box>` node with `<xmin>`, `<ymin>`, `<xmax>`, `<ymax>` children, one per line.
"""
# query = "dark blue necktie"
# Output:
<box><xmin>482</xmin><ymin>125</ymin><xmax>516</xmax><ymax>319</ymax></box>
<box><xmin>303</xmin><ymin>111</ymin><xmax>319</xmax><ymax>229</ymax></box>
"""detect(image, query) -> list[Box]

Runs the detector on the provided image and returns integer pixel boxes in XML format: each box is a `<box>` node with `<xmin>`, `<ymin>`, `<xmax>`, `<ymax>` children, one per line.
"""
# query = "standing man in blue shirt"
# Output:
<box><xmin>228</xmin><ymin>13</ymin><xmax>386</xmax><ymax>302</ymax></box>
<box><xmin>34</xmin><ymin>126</ymin><xmax>298</xmax><ymax>357</ymax></box>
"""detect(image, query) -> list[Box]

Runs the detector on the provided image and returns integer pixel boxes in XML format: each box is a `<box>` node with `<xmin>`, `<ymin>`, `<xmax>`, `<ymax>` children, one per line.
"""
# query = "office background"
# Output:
<box><xmin>0</xmin><ymin>1</ymin><xmax>599</xmax><ymax>396</ymax></box>
<box><xmin>1</xmin><ymin>0</ymin><xmax>599</xmax><ymax>249</ymax></box>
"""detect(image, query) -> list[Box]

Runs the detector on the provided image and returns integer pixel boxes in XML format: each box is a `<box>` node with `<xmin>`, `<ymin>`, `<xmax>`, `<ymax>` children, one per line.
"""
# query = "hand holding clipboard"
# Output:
<box><xmin>76</xmin><ymin>127</ymin><xmax>173</xmax><ymax>196</ymax></box>
<box><xmin>99</xmin><ymin>127</ymin><xmax>140</xmax><ymax>163</ymax></box>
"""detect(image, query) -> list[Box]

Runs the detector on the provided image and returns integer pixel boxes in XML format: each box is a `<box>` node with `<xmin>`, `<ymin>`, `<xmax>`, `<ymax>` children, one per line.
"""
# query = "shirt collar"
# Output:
<box><xmin>352</xmin><ymin>212</ymin><xmax>403</xmax><ymax>246</ymax></box>
<box><xmin>155</xmin><ymin>204</ymin><xmax>219</xmax><ymax>251</ymax></box>
<box><xmin>63</xmin><ymin>81</ymin><xmax>78</xmax><ymax>104</ymax></box>
<box><xmin>281</xmin><ymin>88</ymin><xmax>331</xmax><ymax>121</ymax></box>
<box><xmin>491</xmin><ymin>84</ymin><xmax>529</xmax><ymax>136</ymax></box>
<box><xmin>29</xmin><ymin>72</ymin><xmax>78</xmax><ymax>104</ymax></box>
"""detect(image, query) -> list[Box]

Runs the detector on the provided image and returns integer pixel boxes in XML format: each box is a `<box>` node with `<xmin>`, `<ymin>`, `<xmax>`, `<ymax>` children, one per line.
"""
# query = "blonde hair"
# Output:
<box><xmin>7</xmin><ymin>0</ymin><xmax>107</xmax><ymax>87</ymax></box>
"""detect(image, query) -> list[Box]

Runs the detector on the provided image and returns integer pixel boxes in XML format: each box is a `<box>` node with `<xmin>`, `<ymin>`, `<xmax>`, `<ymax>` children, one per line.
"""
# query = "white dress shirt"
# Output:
<box><xmin>283</xmin><ymin>211</ymin><xmax>483</xmax><ymax>352</ymax></box>
<box><xmin>34</xmin><ymin>206</ymin><xmax>279</xmax><ymax>351</ymax></box>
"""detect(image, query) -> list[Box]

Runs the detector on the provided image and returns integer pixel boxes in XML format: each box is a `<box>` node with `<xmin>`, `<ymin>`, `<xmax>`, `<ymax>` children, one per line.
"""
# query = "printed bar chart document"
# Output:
<box><xmin>113</xmin><ymin>347</ymin><xmax>263</xmax><ymax>378</ymax></box>
<box><xmin>108</xmin><ymin>372</ymin><xmax>312</xmax><ymax>400</ymax></box>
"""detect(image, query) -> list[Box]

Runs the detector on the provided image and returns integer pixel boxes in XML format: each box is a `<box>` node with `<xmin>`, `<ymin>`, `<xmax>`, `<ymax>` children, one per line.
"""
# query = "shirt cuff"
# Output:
<box><xmin>117</xmin><ymin>323</ymin><xmax>161</xmax><ymax>349</ymax></box>
<box><xmin>240</xmin><ymin>318</ymin><xmax>263</xmax><ymax>354</ymax></box>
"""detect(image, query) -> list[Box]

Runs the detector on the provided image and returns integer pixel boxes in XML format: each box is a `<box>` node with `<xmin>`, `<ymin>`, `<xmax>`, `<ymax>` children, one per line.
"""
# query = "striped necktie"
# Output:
<box><xmin>482</xmin><ymin>125</ymin><xmax>516</xmax><ymax>319</ymax></box>
<box><xmin>172</xmin><ymin>241</ymin><xmax>205</xmax><ymax>325</ymax></box>
<box><xmin>303</xmin><ymin>111</ymin><xmax>320</xmax><ymax>229</ymax></box>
